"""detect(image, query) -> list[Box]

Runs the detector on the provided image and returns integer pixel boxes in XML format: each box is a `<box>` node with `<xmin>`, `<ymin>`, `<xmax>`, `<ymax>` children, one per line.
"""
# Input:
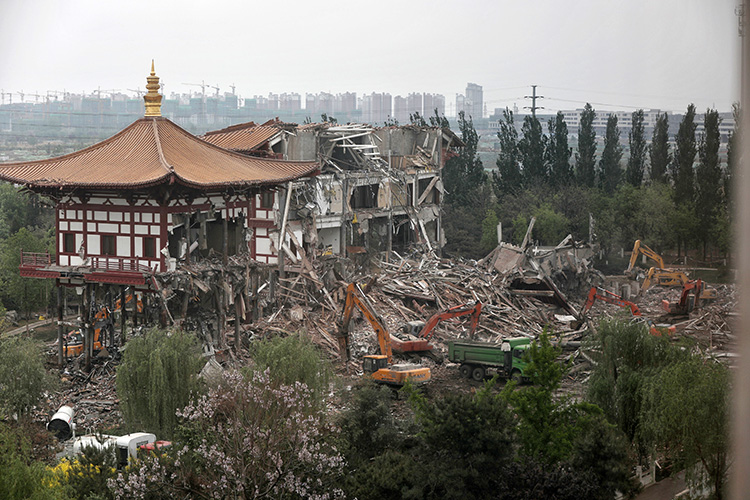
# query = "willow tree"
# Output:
<box><xmin>116</xmin><ymin>328</ymin><xmax>204</xmax><ymax>439</ymax></box>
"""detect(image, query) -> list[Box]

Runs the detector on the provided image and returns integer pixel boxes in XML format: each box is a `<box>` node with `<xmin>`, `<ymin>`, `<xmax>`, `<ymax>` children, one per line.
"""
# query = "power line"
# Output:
<box><xmin>524</xmin><ymin>85</ymin><xmax>544</xmax><ymax>118</ymax></box>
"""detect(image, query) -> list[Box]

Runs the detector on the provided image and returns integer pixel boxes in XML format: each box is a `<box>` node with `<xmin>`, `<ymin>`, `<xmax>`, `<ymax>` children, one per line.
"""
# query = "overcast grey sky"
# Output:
<box><xmin>0</xmin><ymin>0</ymin><xmax>740</xmax><ymax>114</ymax></box>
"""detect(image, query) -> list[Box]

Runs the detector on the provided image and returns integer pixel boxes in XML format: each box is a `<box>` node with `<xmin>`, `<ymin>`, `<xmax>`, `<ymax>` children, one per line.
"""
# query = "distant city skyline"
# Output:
<box><xmin>0</xmin><ymin>0</ymin><xmax>740</xmax><ymax>115</ymax></box>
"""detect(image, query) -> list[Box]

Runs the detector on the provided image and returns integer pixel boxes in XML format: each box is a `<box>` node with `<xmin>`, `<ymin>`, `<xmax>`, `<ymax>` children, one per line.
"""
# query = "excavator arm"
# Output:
<box><xmin>339</xmin><ymin>283</ymin><xmax>393</xmax><ymax>363</ymax></box>
<box><xmin>581</xmin><ymin>287</ymin><xmax>641</xmax><ymax>317</ymax></box>
<box><xmin>418</xmin><ymin>302</ymin><xmax>483</xmax><ymax>341</ymax></box>
<box><xmin>627</xmin><ymin>240</ymin><xmax>665</xmax><ymax>271</ymax></box>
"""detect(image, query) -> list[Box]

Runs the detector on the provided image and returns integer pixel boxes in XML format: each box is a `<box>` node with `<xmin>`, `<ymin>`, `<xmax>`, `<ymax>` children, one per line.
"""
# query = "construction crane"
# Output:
<box><xmin>182</xmin><ymin>81</ymin><xmax>207</xmax><ymax>99</ymax></box>
<box><xmin>210</xmin><ymin>84</ymin><xmax>220</xmax><ymax>98</ymax></box>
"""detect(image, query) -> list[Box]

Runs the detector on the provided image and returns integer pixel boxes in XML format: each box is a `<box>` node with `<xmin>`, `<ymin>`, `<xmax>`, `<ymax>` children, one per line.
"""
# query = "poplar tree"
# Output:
<box><xmin>575</xmin><ymin>103</ymin><xmax>597</xmax><ymax>187</ymax></box>
<box><xmin>649</xmin><ymin>112</ymin><xmax>670</xmax><ymax>183</ymax></box>
<box><xmin>492</xmin><ymin>108</ymin><xmax>522</xmax><ymax>196</ymax></box>
<box><xmin>519</xmin><ymin>115</ymin><xmax>547</xmax><ymax>186</ymax></box>
<box><xmin>670</xmin><ymin>104</ymin><xmax>698</xmax><ymax>256</ymax></box>
<box><xmin>671</xmin><ymin>104</ymin><xmax>698</xmax><ymax>203</ymax></box>
<box><xmin>598</xmin><ymin>114</ymin><xmax>623</xmax><ymax>194</ymax></box>
<box><xmin>443</xmin><ymin>111</ymin><xmax>487</xmax><ymax>207</ymax></box>
<box><xmin>695</xmin><ymin>108</ymin><xmax>722</xmax><ymax>257</ymax></box>
<box><xmin>626</xmin><ymin>109</ymin><xmax>646</xmax><ymax>187</ymax></box>
<box><xmin>546</xmin><ymin>111</ymin><xmax>573</xmax><ymax>187</ymax></box>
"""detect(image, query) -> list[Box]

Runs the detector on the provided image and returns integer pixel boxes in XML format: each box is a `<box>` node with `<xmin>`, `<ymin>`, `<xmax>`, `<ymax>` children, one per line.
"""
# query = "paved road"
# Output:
<box><xmin>3</xmin><ymin>318</ymin><xmax>56</xmax><ymax>337</ymax></box>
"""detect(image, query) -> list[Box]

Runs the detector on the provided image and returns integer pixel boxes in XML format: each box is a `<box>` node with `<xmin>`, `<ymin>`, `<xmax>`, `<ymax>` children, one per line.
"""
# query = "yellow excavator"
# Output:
<box><xmin>337</xmin><ymin>283</ymin><xmax>431</xmax><ymax>387</ymax></box>
<box><xmin>626</xmin><ymin>240</ymin><xmax>689</xmax><ymax>289</ymax></box>
<box><xmin>626</xmin><ymin>240</ymin><xmax>717</xmax><ymax>300</ymax></box>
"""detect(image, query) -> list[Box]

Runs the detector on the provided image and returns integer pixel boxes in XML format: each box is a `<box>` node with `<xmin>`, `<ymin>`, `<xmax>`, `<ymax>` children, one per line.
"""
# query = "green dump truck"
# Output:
<box><xmin>446</xmin><ymin>337</ymin><xmax>531</xmax><ymax>382</ymax></box>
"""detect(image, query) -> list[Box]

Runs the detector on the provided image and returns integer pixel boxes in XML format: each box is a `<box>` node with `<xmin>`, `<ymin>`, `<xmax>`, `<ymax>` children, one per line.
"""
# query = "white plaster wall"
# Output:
<box><xmin>117</xmin><ymin>236</ymin><xmax>130</xmax><ymax>257</ymax></box>
<box><xmin>99</xmin><ymin>223</ymin><xmax>119</xmax><ymax>233</ymax></box>
<box><xmin>70</xmin><ymin>222</ymin><xmax>83</xmax><ymax>231</ymax></box>
<box><xmin>87</xmin><ymin>235</ymin><xmax>100</xmax><ymax>254</ymax></box>
<box><xmin>256</xmin><ymin>237</ymin><xmax>272</xmax><ymax>255</ymax></box>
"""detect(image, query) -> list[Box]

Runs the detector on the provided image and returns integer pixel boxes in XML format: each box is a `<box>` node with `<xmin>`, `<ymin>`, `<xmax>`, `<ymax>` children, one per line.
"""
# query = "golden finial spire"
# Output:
<box><xmin>143</xmin><ymin>60</ymin><xmax>162</xmax><ymax>117</ymax></box>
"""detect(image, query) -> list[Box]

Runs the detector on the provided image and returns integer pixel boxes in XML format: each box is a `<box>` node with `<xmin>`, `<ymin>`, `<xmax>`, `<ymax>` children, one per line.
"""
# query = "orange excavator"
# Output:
<box><xmin>338</xmin><ymin>283</ymin><xmax>431</xmax><ymax>387</ymax></box>
<box><xmin>63</xmin><ymin>293</ymin><xmax>140</xmax><ymax>358</ymax></box>
<box><xmin>662</xmin><ymin>279</ymin><xmax>704</xmax><ymax>316</ymax></box>
<box><xmin>580</xmin><ymin>286</ymin><xmax>675</xmax><ymax>336</ymax></box>
<box><xmin>63</xmin><ymin>306</ymin><xmax>113</xmax><ymax>357</ymax></box>
<box><xmin>391</xmin><ymin>302</ymin><xmax>483</xmax><ymax>354</ymax></box>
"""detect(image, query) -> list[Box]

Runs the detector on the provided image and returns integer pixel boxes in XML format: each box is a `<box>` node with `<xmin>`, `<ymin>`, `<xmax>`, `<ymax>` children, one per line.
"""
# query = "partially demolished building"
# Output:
<box><xmin>202</xmin><ymin>120</ymin><xmax>464</xmax><ymax>260</ymax></box>
<box><xmin>0</xmin><ymin>65</ymin><xmax>465</xmax><ymax>364</ymax></box>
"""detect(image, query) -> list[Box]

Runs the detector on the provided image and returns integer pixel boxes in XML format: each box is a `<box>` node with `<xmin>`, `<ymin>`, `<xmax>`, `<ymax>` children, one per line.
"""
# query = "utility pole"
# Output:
<box><xmin>524</xmin><ymin>85</ymin><xmax>544</xmax><ymax>118</ymax></box>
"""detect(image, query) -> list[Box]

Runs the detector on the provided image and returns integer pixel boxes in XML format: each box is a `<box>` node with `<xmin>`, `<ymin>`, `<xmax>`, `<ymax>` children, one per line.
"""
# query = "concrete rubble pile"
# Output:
<box><xmin>37</xmin><ymin>240</ymin><xmax>737</xmax><ymax>430</ymax></box>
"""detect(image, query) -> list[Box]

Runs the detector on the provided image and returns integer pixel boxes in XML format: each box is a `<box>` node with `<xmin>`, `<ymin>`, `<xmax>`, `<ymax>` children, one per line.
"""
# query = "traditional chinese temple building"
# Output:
<box><xmin>0</xmin><ymin>64</ymin><xmax>318</xmax><ymax>292</ymax></box>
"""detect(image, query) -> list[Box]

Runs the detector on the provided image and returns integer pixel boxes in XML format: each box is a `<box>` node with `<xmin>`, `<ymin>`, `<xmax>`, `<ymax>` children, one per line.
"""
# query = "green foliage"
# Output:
<box><xmin>586</xmin><ymin>319</ymin><xmax>680</xmax><ymax>457</ymax></box>
<box><xmin>64</xmin><ymin>442</ymin><xmax>117</xmax><ymax>500</ymax></box>
<box><xmin>532</xmin><ymin>204</ymin><xmax>569</xmax><ymax>246</ymax></box>
<box><xmin>724</xmin><ymin>103</ymin><xmax>740</xmax><ymax>213</ymax></box>
<box><xmin>0</xmin><ymin>227</ymin><xmax>54</xmax><ymax>316</ymax></box>
<box><xmin>409</xmin><ymin>111</ymin><xmax>428</xmax><ymax>127</ymax></box>
<box><xmin>546</xmin><ymin>111</ymin><xmax>573</xmax><ymax>187</ymax></box>
<box><xmin>671</xmin><ymin>103</ymin><xmax>697</xmax><ymax>204</ymax></box>
<box><xmin>576</xmin><ymin>103</ymin><xmax>597</xmax><ymax>187</ymax></box>
<box><xmin>500</xmin><ymin>331</ymin><xmax>637</xmax><ymax>497</ymax></box>
<box><xmin>407</xmin><ymin>379</ymin><xmax>517</xmax><ymax>499</ymax></box>
<box><xmin>695</xmin><ymin>108</ymin><xmax>723</xmax><ymax>257</ymax></box>
<box><xmin>493</xmin><ymin>108</ymin><xmax>522</xmax><ymax>196</ymax></box>
<box><xmin>443</xmin><ymin>111</ymin><xmax>487</xmax><ymax>208</ymax></box>
<box><xmin>0</xmin><ymin>183</ymin><xmax>53</xmax><ymax>241</ymax></box>
<box><xmin>626</xmin><ymin>109</ymin><xmax>647</xmax><ymax>187</ymax></box>
<box><xmin>0</xmin><ymin>338</ymin><xmax>54</xmax><ymax>418</ymax></box>
<box><xmin>641</xmin><ymin>356</ymin><xmax>730</xmax><ymax>498</ymax></box>
<box><xmin>428</xmin><ymin>108</ymin><xmax>450</xmax><ymax>128</ymax></box>
<box><xmin>441</xmin><ymin>188</ymin><xmax>492</xmax><ymax>259</ymax></box>
<box><xmin>480</xmin><ymin>208</ymin><xmax>499</xmax><ymax>252</ymax></box>
<box><xmin>0</xmin><ymin>422</ymin><xmax>59</xmax><ymax>500</ymax></box>
<box><xmin>337</xmin><ymin>381</ymin><xmax>401</xmax><ymax>465</ymax></box>
<box><xmin>116</xmin><ymin>328</ymin><xmax>203</xmax><ymax>439</ymax></box>
<box><xmin>511</xmin><ymin>213</ymin><xmax>529</xmax><ymax>245</ymax></box>
<box><xmin>501</xmin><ymin>331</ymin><xmax>570</xmax><ymax>462</ymax></box>
<box><xmin>250</xmin><ymin>332</ymin><xmax>333</xmax><ymax>408</ymax></box>
<box><xmin>519</xmin><ymin>115</ymin><xmax>548</xmax><ymax>185</ymax></box>
<box><xmin>598</xmin><ymin>114</ymin><xmax>623</xmax><ymax>194</ymax></box>
<box><xmin>649</xmin><ymin>112</ymin><xmax>671</xmax><ymax>183</ymax></box>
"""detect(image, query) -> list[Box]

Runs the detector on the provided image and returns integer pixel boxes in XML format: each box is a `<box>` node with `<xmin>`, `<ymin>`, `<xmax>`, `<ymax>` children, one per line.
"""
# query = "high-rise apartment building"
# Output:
<box><xmin>465</xmin><ymin>83</ymin><xmax>483</xmax><ymax>119</ymax></box>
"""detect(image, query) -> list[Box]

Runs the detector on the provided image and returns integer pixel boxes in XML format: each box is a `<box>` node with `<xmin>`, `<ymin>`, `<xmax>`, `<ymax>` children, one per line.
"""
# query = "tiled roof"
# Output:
<box><xmin>201</xmin><ymin>121</ymin><xmax>282</xmax><ymax>152</ymax></box>
<box><xmin>0</xmin><ymin>117</ymin><xmax>318</xmax><ymax>190</ymax></box>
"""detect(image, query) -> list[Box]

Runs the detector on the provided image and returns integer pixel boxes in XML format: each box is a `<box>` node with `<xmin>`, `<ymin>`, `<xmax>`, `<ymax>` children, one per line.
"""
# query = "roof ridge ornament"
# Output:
<box><xmin>143</xmin><ymin>60</ymin><xmax>162</xmax><ymax>117</ymax></box>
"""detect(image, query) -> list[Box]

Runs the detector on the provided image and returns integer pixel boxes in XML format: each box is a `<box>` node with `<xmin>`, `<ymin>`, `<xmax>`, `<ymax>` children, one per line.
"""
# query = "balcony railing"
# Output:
<box><xmin>90</xmin><ymin>256</ymin><xmax>157</xmax><ymax>274</ymax></box>
<box><xmin>20</xmin><ymin>251</ymin><xmax>51</xmax><ymax>268</ymax></box>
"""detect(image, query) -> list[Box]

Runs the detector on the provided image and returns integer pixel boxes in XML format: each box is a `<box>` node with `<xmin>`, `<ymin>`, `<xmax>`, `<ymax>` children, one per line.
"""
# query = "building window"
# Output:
<box><xmin>260</xmin><ymin>191</ymin><xmax>274</xmax><ymax>209</ymax></box>
<box><xmin>63</xmin><ymin>233</ymin><xmax>75</xmax><ymax>254</ymax></box>
<box><xmin>143</xmin><ymin>237</ymin><xmax>156</xmax><ymax>258</ymax></box>
<box><xmin>101</xmin><ymin>235</ymin><xmax>116</xmax><ymax>256</ymax></box>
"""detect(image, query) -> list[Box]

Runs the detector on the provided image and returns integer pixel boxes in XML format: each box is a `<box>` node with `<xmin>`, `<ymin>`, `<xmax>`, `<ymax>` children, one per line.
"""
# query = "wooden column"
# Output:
<box><xmin>84</xmin><ymin>284</ymin><xmax>92</xmax><ymax>371</ymax></box>
<box><xmin>106</xmin><ymin>286</ymin><xmax>114</xmax><ymax>348</ymax></box>
<box><xmin>120</xmin><ymin>285</ymin><xmax>126</xmax><ymax>343</ymax></box>
<box><xmin>234</xmin><ymin>295</ymin><xmax>241</xmax><ymax>356</ymax></box>
<box><xmin>56</xmin><ymin>280</ymin><xmax>63</xmax><ymax>367</ymax></box>
<box><xmin>223</xmin><ymin>210</ymin><xmax>229</xmax><ymax>266</ymax></box>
